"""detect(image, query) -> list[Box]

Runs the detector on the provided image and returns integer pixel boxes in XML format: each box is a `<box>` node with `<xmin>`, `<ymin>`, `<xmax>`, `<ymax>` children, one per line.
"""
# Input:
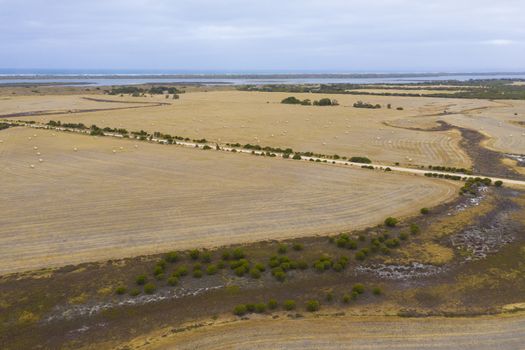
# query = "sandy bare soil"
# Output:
<box><xmin>132</xmin><ymin>313</ymin><xmax>525</xmax><ymax>350</ymax></box>
<box><xmin>0</xmin><ymin>127</ymin><xmax>457</xmax><ymax>274</ymax></box>
<box><xmin>3</xmin><ymin>91</ymin><xmax>488</xmax><ymax>167</ymax></box>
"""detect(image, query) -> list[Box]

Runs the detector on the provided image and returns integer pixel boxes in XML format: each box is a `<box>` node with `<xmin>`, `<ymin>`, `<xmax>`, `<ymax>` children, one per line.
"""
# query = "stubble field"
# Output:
<box><xmin>0</xmin><ymin>127</ymin><xmax>457</xmax><ymax>274</ymax></box>
<box><xmin>3</xmin><ymin>90</ymin><xmax>492</xmax><ymax>168</ymax></box>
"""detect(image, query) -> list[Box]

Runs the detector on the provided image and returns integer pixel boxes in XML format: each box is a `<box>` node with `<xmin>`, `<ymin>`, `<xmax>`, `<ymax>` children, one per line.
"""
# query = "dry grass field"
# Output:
<box><xmin>0</xmin><ymin>127</ymin><xmax>457</xmax><ymax>274</ymax></box>
<box><xmin>0</xmin><ymin>95</ymin><xmax>156</xmax><ymax>115</ymax></box>
<box><xmin>130</xmin><ymin>314</ymin><xmax>525</xmax><ymax>350</ymax></box>
<box><xmin>2</xmin><ymin>91</ymin><xmax>494</xmax><ymax>168</ymax></box>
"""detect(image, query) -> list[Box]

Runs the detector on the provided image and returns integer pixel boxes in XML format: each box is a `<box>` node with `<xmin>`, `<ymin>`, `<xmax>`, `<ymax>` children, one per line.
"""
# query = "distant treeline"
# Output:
<box><xmin>239</xmin><ymin>79</ymin><xmax>525</xmax><ymax>100</ymax></box>
<box><xmin>107</xmin><ymin>86</ymin><xmax>183</xmax><ymax>95</ymax></box>
<box><xmin>0</xmin><ymin>122</ymin><xmax>13</xmax><ymax>130</ymax></box>
<box><xmin>281</xmin><ymin>96</ymin><xmax>339</xmax><ymax>106</ymax></box>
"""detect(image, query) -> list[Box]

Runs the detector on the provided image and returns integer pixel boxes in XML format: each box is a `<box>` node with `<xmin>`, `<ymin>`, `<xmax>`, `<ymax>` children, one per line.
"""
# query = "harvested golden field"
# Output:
<box><xmin>3</xmin><ymin>91</ymin><xmax>491</xmax><ymax>167</ymax></box>
<box><xmin>0</xmin><ymin>95</ymin><xmax>156</xmax><ymax>115</ymax></box>
<box><xmin>0</xmin><ymin>127</ymin><xmax>457</xmax><ymax>274</ymax></box>
<box><xmin>133</xmin><ymin>314</ymin><xmax>525</xmax><ymax>350</ymax></box>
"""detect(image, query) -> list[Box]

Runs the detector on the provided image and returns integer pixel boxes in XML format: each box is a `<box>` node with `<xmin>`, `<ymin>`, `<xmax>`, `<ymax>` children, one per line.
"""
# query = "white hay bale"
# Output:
<box><xmin>37</xmin><ymin>152</ymin><xmax>41</xmax><ymax>156</ymax></box>
<box><xmin>134</xmin><ymin>144</ymin><xmax>139</xmax><ymax>148</ymax></box>
<box><xmin>33</xmin><ymin>146</ymin><xmax>38</xmax><ymax>150</ymax></box>
<box><xmin>73</xmin><ymin>147</ymin><xmax>78</xmax><ymax>152</ymax></box>
<box><xmin>39</xmin><ymin>158</ymin><xmax>43</xmax><ymax>162</ymax></box>
<box><xmin>28</xmin><ymin>137</ymin><xmax>32</xmax><ymax>140</ymax></box>
<box><xmin>30</xmin><ymin>164</ymin><xmax>35</xmax><ymax>168</ymax></box>
<box><xmin>112</xmin><ymin>149</ymin><xmax>116</xmax><ymax>153</ymax></box>
<box><xmin>119</xmin><ymin>146</ymin><xmax>124</xmax><ymax>150</ymax></box>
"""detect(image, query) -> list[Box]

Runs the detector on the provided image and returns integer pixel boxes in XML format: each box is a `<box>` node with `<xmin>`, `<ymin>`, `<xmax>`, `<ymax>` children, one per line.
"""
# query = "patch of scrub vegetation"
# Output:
<box><xmin>281</xmin><ymin>96</ymin><xmax>339</xmax><ymax>106</ymax></box>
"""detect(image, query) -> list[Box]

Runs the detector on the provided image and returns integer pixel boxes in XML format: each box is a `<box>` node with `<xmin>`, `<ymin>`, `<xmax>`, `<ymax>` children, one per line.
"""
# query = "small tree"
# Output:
<box><xmin>495</xmin><ymin>180</ymin><xmax>503</xmax><ymax>187</ymax></box>
<box><xmin>420</xmin><ymin>207</ymin><xmax>429</xmax><ymax>214</ymax></box>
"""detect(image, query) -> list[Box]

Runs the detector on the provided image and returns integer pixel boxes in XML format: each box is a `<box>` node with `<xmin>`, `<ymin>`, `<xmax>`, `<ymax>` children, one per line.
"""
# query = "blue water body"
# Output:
<box><xmin>0</xmin><ymin>70</ymin><xmax>524</xmax><ymax>86</ymax></box>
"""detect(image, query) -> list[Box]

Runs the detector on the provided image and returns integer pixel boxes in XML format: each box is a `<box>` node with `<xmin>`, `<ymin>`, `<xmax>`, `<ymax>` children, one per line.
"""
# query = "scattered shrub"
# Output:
<box><xmin>144</xmin><ymin>283</ymin><xmax>156</xmax><ymax>294</ymax></box>
<box><xmin>115</xmin><ymin>286</ymin><xmax>127</xmax><ymax>295</ymax></box>
<box><xmin>136</xmin><ymin>274</ymin><xmax>147</xmax><ymax>285</ymax></box>
<box><xmin>167</xmin><ymin>276</ymin><xmax>179</xmax><ymax>286</ymax></box>
<box><xmin>410</xmin><ymin>223</ymin><xmax>420</xmax><ymax>235</ymax></box>
<box><xmin>233</xmin><ymin>304</ymin><xmax>247</xmax><ymax>316</ymax></box>
<box><xmin>306</xmin><ymin>300</ymin><xmax>320</xmax><ymax>312</ymax></box>
<box><xmin>189</xmin><ymin>249</ymin><xmax>200</xmax><ymax>260</ymax></box>
<box><xmin>129</xmin><ymin>288</ymin><xmax>141</xmax><ymax>296</ymax></box>
<box><xmin>174</xmin><ymin>266</ymin><xmax>188</xmax><ymax>277</ymax></box>
<box><xmin>384</xmin><ymin>217</ymin><xmax>398</xmax><ymax>227</ymax></box>
<box><xmin>283</xmin><ymin>300</ymin><xmax>296</xmax><ymax>310</ymax></box>
<box><xmin>342</xmin><ymin>293</ymin><xmax>351</xmax><ymax>303</ymax></box>
<box><xmin>165</xmin><ymin>251</ymin><xmax>179</xmax><ymax>263</ymax></box>
<box><xmin>495</xmin><ymin>180</ymin><xmax>503</xmax><ymax>187</ymax></box>
<box><xmin>201</xmin><ymin>252</ymin><xmax>212</xmax><ymax>263</ymax></box>
<box><xmin>232</xmin><ymin>248</ymin><xmax>245</xmax><ymax>259</ymax></box>
<box><xmin>193</xmin><ymin>270</ymin><xmax>203</xmax><ymax>278</ymax></box>
<box><xmin>250</xmin><ymin>268</ymin><xmax>261</xmax><ymax>279</ymax></box>
<box><xmin>352</xmin><ymin>283</ymin><xmax>365</xmax><ymax>294</ymax></box>
<box><xmin>278</xmin><ymin>244</ymin><xmax>288</xmax><ymax>254</ymax></box>
<box><xmin>355</xmin><ymin>251</ymin><xmax>366</xmax><ymax>261</ymax></box>
<box><xmin>372</xmin><ymin>287</ymin><xmax>382</xmax><ymax>295</ymax></box>
<box><xmin>420</xmin><ymin>207</ymin><xmax>430</xmax><ymax>214</ymax></box>
<box><xmin>385</xmin><ymin>238</ymin><xmax>400</xmax><ymax>248</ymax></box>
<box><xmin>268</xmin><ymin>299</ymin><xmax>279</xmax><ymax>309</ymax></box>
<box><xmin>399</xmin><ymin>232</ymin><xmax>409</xmax><ymax>241</ymax></box>
<box><xmin>326</xmin><ymin>292</ymin><xmax>334</xmax><ymax>302</ymax></box>
<box><xmin>255</xmin><ymin>303</ymin><xmax>267</xmax><ymax>313</ymax></box>
<box><xmin>292</xmin><ymin>243</ymin><xmax>304</xmax><ymax>251</ymax></box>
<box><xmin>206</xmin><ymin>264</ymin><xmax>218</xmax><ymax>275</ymax></box>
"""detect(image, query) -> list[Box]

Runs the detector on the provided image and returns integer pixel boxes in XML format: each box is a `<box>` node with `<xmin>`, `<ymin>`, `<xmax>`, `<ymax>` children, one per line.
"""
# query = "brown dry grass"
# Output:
<box><xmin>2</xmin><ymin>91</ymin><xmax>480</xmax><ymax>167</ymax></box>
<box><xmin>0</xmin><ymin>127</ymin><xmax>457</xmax><ymax>274</ymax></box>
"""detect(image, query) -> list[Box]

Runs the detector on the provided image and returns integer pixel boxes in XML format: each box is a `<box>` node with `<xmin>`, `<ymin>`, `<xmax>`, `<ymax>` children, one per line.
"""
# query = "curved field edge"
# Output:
<box><xmin>123</xmin><ymin>312</ymin><xmax>525</xmax><ymax>350</ymax></box>
<box><xmin>0</xmin><ymin>127</ymin><xmax>459</xmax><ymax>274</ymax></box>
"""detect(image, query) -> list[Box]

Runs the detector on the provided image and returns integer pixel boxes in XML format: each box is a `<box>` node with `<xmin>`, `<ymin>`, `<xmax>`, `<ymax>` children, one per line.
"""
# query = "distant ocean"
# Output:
<box><xmin>0</xmin><ymin>69</ymin><xmax>524</xmax><ymax>86</ymax></box>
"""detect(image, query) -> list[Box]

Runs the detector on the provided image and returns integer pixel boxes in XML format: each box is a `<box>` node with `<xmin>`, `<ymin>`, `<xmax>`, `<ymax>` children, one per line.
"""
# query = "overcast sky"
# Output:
<box><xmin>1</xmin><ymin>0</ymin><xmax>524</xmax><ymax>72</ymax></box>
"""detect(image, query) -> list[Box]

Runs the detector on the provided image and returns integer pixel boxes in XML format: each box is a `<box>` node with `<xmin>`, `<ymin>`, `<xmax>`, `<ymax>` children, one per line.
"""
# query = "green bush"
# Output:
<box><xmin>254</xmin><ymin>263</ymin><xmax>266</xmax><ymax>272</ymax></box>
<box><xmin>268</xmin><ymin>299</ymin><xmax>278</xmax><ymax>310</ymax></box>
<box><xmin>221</xmin><ymin>251</ymin><xmax>231</xmax><ymax>260</ymax></box>
<box><xmin>399</xmin><ymin>232</ymin><xmax>409</xmax><ymax>241</ymax></box>
<box><xmin>342</xmin><ymin>293</ymin><xmax>351</xmax><ymax>303</ymax></box>
<box><xmin>384</xmin><ymin>217</ymin><xmax>398</xmax><ymax>227</ymax></box>
<box><xmin>235</xmin><ymin>265</ymin><xmax>248</xmax><ymax>277</ymax></box>
<box><xmin>250</xmin><ymin>268</ymin><xmax>261</xmax><ymax>279</ymax></box>
<box><xmin>495</xmin><ymin>180</ymin><xmax>503</xmax><ymax>187</ymax></box>
<box><xmin>174</xmin><ymin>266</ymin><xmax>188</xmax><ymax>277</ymax></box>
<box><xmin>306</xmin><ymin>300</ymin><xmax>320</xmax><ymax>312</ymax></box>
<box><xmin>233</xmin><ymin>304</ymin><xmax>247</xmax><ymax>316</ymax></box>
<box><xmin>281</xmin><ymin>96</ymin><xmax>303</xmax><ymax>104</ymax></box>
<box><xmin>410</xmin><ymin>223</ymin><xmax>420</xmax><ymax>235</ymax></box>
<box><xmin>154</xmin><ymin>265</ymin><xmax>164</xmax><ymax>276</ymax></box>
<box><xmin>297</xmin><ymin>260</ymin><xmax>309</xmax><ymax>270</ymax></box>
<box><xmin>325</xmin><ymin>292</ymin><xmax>334</xmax><ymax>302</ymax></box>
<box><xmin>246</xmin><ymin>304</ymin><xmax>256</xmax><ymax>312</ymax></box>
<box><xmin>201</xmin><ymin>252</ymin><xmax>212</xmax><ymax>263</ymax></box>
<box><xmin>129</xmin><ymin>288</ymin><xmax>141</xmax><ymax>296</ymax></box>
<box><xmin>283</xmin><ymin>300</ymin><xmax>296</xmax><ymax>310</ymax></box>
<box><xmin>144</xmin><ymin>283</ymin><xmax>156</xmax><ymax>294</ymax></box>
<box><xmin>136</xmin><ymin>274</ymin><xmax>147</xmax><ymax>285</ymax></box>
<box><xmin>193</xmin><ymin>262</ymin><xmax>202</xmax><ymax>271</ymax></box>
<box><xmin>167</xmin><ymin>276</ymin><xmax>179</xmax><ymax>286</ymax></box>
<box><xmin>292</xmin><ymin>153</ymin><xmax>302</xmax><ymax>160</ymax></box>
<box><xmin>232</xmin><ymin>248</ymin><xmax>245</xmax><ymax>259</ymax></box>
<box><xmin>115</xmin><ymin>286</ymin><xmax>127</xmax><ymax>295</ymax></box>
<box><xmin>420</xmin><ymin>207</ymin><xmax>429</xmax><ymax>214</ymax></box>
<box><xmin>193</xmin><ymin>270</ymin><xmax>203</xmax><ymax>278</ymax></box>
<box><xmin>206</xmin><ymin>264</ymin><xmax>218</xmax><ymax>275</ymax></box>
<box><xmin>292</xmin><ymin>243</ymin><xmax>304</xmax><ymax>251</ymax></box>
<box><xmin>255</xmin><ymin>303</ymin><xmax>267</xmax><ymax>313</ymax></box>
<box><xmin>385</xmin><ymin>238</ymin><xmax>400</xmax><ymax>248</ymax></box>
<box><xmin>165</xmin><ymin>251</ymin><xmax>179</xmax><ymax>263</ymax></box>
<box><xmin>355</xmin><ymin>251</ymin><xmax>366</xmax><ymax>261</ymax></box>
<box><xmin>189</xmin><ymin>249</ymin><xmax>200</xmax><ymax>260</ymax></box>
<box><xmin>155</xmin><ymin>273</ymin><xmax>165</xmax><ymax>281</ymax></box>
<box><xmin>352</xmin><ymin>283</ymin><xmax>365</xmax><ymax>294</ymax></box>
<box><xmin>278</xmin><ymin>244</ymin><xmax>288</xmax><ymax>254</ymax></box>
<box><xmin>372</xmin><ymin>287</ymin><xmax>382</xmax><ymax>295</ymax></box>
